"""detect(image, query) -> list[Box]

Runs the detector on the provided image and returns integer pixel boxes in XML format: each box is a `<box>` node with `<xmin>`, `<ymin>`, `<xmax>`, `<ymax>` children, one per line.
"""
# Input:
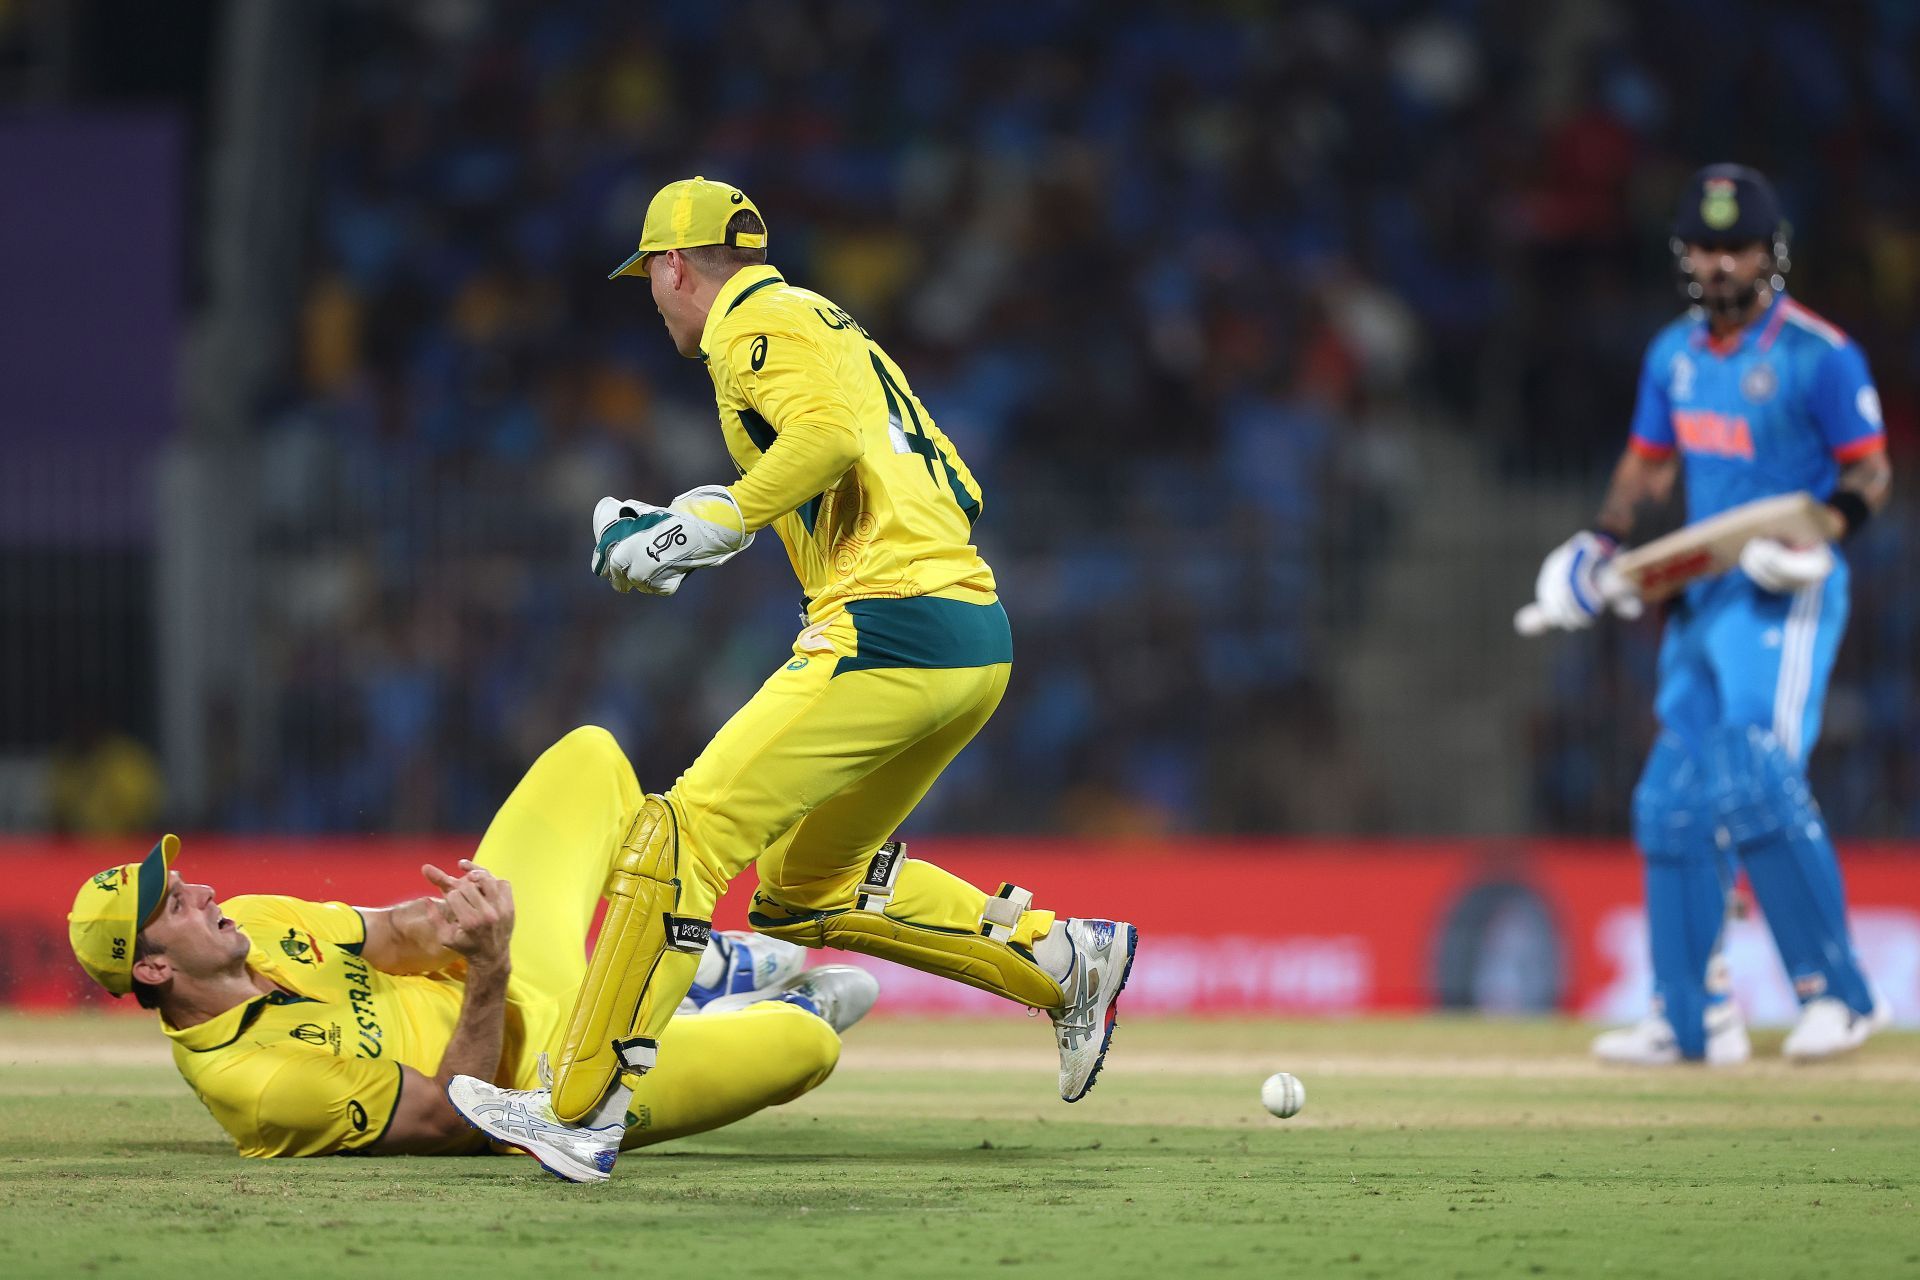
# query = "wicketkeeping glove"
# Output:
<box><xmin>1738</xmin><ymin>537</ymin><xmax>1833</xmax><ymax>594</ymax></box>
<box><xmin>591</xmin><ymin>486</ymin><xmax>754</xmax><ymax>596</ymax></box>
<box><xmin>1530</xmin><ymin>530</ymin><xmax>1640</xmax><ymax>631</ymax></box>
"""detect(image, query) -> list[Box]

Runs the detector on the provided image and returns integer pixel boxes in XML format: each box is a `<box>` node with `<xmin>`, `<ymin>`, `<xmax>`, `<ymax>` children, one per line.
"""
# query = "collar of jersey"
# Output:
<box><xmin>164</xmin><ymin>994</ymin><xmax>268</xmax><ymax>1053</ymax></box>
<box><xmin>699</xmin><ymin>265</ymin><xmax>786</xmax><ymax>359</ymax></box>
<box><xmin>161</xmin><ymin>976</ymin><xmax>318</xmax><ymax>1053</ymax></box>
<box><xmin>1692</xmin><ymin>290</ymin><xmax>1785</xmax><ymax>356</ymax></box>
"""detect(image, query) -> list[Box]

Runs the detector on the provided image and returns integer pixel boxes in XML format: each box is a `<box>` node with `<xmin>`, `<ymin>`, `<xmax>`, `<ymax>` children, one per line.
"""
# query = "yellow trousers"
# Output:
<box><xmin>662</xmin><ymin>603</ymin><xmax>1055</xmax><ymax>984</ymax></box>
<box><xmin>471</xmin><ymin>726</ymin><xmax>838</xmax><ymax>1150</ymax></box>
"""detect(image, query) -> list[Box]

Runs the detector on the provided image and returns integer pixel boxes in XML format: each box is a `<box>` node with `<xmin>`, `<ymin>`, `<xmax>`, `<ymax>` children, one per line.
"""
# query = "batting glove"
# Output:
<box><xmin>1739</xmin><ymin>538</ymin><xmax>1833</xmax><ymax>594</ymax></box>
<box><xmin>591</xmin><ymin>486</ymin><xmax>754</xmax><ymax>596</ymax></box>
<box><xmin>1532</xmin><ymin>530</ymin><xmax>1638</xmax><ymax>630</ymax></box>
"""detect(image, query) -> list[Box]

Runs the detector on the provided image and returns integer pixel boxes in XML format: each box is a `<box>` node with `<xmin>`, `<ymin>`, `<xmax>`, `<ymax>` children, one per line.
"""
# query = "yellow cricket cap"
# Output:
<box><xmin>68</xmin><ymin>833</ymin><xmax>179</xmax><ymax>996</ymax></box>
<box><xmin>608</xmin><ymin>175</ymin><xmax>767</xmax><ymax>279</ymax></box>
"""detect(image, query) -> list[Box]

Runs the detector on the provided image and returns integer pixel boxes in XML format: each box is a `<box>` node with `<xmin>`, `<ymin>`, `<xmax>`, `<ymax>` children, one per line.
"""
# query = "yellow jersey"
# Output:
<box><xmin>703</xmin><ymin>265</ymin><xmax>997</xmax><ymax>625</ymax></box>
<box><xmin>162</xmin><ymin>895</ymin><xmax>547</xmax><ymax>1158</ymax></box>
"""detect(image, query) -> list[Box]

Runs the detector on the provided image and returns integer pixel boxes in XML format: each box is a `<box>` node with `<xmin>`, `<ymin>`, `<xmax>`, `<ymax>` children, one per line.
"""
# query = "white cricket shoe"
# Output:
<box><xmin>1050</xmin><ymin>917</ymin><xmax>1138</xmax><ymax>1102</ymax></box>
<box><xmin>1593</xmin><ymin>1002</ymin><xmax>1751</xmax><ymax>1067</ymax></box>
<box><xmin>446</xmin><ymin>1073</ymin><xmax>621</xmax><ymax>1184</ymax></box>
<box><xmin>686</xmin><ymin>930</ymin><xmax>809</xmax><ymax>1008</ymax></box>
<box><xmin>1782</xmin><ymin>988</ymin><xmax>1893</xmax><ymax>1061</ymax></box>
<box><xmin>702</xmin><ymin>964</ymin><xmax>880</xmax><ymax>1033</ymax></box>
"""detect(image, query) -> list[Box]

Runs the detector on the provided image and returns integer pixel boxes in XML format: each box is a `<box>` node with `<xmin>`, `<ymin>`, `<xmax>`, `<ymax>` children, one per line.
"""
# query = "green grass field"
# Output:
<box><xmin>3</xmin><ymin>1013</ymin><xmax>1916</xmax><ymax>1278</ymax></box>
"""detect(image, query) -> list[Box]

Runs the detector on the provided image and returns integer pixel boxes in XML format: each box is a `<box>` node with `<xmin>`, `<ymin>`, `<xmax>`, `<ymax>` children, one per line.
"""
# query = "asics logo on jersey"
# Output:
<box><xmin>1671</xmin><ymin>410</ymin><xmax>1755</xmax><ymax>460</ymax></box>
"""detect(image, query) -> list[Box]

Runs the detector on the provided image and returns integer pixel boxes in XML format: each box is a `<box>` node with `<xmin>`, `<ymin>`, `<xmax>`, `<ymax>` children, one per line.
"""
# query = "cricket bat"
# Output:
<box><xmin>1514</xmin><ymin>491</ymin><xmax>1831</xmax><ymax>636</ymax></box>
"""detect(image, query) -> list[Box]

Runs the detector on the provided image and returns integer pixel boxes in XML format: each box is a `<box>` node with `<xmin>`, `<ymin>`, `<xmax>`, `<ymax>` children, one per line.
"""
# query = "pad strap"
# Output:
<box><xmin>613</xmin><ymin>1036</ymin><xmax>659</xmax><ymax>1073</ymax></box>
<box><xmin>978</xmin><ymin>882</ymin><xmax>1033</xmax><ymax>943</ymax></box>
<box><xmin>665</xmin><ymin>914</ymin><xmax>712</xmax><ymax>954</ymax></box>
<box><xmin>856</xmin><ymin>841</ymin><xmax>907</xmax><ymax>912</ymax></box>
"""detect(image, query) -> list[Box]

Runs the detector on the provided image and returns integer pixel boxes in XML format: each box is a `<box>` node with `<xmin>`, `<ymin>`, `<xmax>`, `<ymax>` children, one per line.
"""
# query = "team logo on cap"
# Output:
<box><xmin>91</xmin><ymin>868</ymin><xmax>127</xmax><ymax>893</ymax></box>
<box><xmin>1741</xmin><ymin>363</ymin><xmax>1778</xmax><ymax>404</ymax></box>
<box><xmin>1701</xmin><ymin>178</ymin><xmax>1740</xmax><ymax>231</ymax></box>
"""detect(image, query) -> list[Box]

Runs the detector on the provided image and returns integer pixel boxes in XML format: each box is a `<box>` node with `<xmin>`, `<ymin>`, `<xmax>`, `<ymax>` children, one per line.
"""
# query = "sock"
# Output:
<box><xmin>1032</xmin><ymin>921</ymin><xmax>1075</xmax><ymax>983</ymax></box>
<box><xmin>584</xmin><ymin>1080</ymin><xmax>633</xmax><ymax>1133</ymax></box>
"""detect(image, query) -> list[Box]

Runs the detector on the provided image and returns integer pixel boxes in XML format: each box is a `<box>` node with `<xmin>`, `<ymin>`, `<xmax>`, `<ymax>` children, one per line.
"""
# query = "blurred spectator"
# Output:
<box><xmin>46</xmin><ymin>715</ymin><xmax>165</xmax><ymax>837</ymax></box>
<box><xmin>104</xmin><ymin>0</ymin><xmax>1919</xmax><ymax>837</ymax></box>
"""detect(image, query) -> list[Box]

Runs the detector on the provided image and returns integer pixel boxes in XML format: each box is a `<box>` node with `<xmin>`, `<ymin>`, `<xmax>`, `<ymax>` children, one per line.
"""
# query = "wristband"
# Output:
<box><xmin>1826</xmin><ymin>490</ymin><xmax>1871</xmax><ymax>540</ymax></box>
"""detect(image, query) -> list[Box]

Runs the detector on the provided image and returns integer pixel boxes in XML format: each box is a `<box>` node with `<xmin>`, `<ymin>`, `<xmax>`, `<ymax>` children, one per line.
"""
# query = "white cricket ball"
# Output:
<box><xmin>1260</xmin><ymin>1071</ymin><xmax>1305</xmax><ymax>1119</ymax></box>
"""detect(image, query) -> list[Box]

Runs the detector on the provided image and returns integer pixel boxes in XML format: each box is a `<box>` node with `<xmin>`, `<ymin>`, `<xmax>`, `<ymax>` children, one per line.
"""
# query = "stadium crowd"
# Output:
<box><xmin>228</xmin><ymin>0</ymin><xmax>1920</xmax><ymax>836</ymax></box>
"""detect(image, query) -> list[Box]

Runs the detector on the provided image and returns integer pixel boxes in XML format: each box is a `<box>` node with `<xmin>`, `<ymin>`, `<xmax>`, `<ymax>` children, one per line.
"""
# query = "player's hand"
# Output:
<box><xmin>590</xmin><ymin>488</ymin><xmax>754</xmax><ymax>596</ymax></box>
<box><xmin>1739</xmin><ymin>538</ymin><xmax>1833</xmax><ymax>594</ymax></box>
<box><xmin>1531</xmin><ymin>531</ymin><xmax>1635</xmax><ymax>630</ymax></box>
<box><xmin>421</xmin><ymin>860</ymin><xmax>514</xmax><ymax>969</ymax></box>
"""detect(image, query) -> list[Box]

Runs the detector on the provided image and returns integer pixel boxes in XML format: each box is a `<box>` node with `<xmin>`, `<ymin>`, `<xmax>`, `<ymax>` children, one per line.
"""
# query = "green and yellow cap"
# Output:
<box><xmin>608</xmin><ymin>175</ymin><xmax>767</xmax><ymax>279</ymax></box>
<box><xmin>68</xmin><ymin>833</ymin><xmax>179</xmax><ymax>995</ymax></box>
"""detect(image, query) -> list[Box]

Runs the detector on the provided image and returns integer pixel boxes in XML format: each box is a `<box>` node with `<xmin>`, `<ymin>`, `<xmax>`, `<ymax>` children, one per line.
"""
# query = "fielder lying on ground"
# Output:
<box><xmin>67</xmin><ymin>727</ymin><xmax>875</xmax><ymax>1179</ymax></box>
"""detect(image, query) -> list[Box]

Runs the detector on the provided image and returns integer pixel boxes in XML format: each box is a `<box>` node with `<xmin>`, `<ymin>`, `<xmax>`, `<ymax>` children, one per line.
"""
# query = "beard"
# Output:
<box><xmin>1696</xmin><ymin>273</ymin><xmax>1765</xmax><ymax>320</ymax></box>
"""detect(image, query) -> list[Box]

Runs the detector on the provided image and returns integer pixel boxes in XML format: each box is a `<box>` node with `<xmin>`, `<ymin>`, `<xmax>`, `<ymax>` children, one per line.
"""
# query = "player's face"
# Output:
<box><xmin>649</xmin><ymin>252</ymin><xmax>705</xmax><ymax>358</ymax></box>
<box><xmin>1683</xmin><ymin>240</ymin><xmax>1772</xmax><ymax>317</ymax></box>
<box><xmin>138</xmin><ymin>871</ymin><xmax>249</xmax><ymax>976</ymax></box>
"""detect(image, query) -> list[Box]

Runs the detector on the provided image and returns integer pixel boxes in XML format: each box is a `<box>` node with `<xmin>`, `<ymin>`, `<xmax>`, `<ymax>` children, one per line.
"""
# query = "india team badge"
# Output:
<box><xmin>1741</xmin><ymin>362</ymin><xmax>1778</xmax><ymax>404</ymax></box>
<box><xmin>1701</xmin><ymin>178</ymin><xmax>1739</xmax><ymax>230</ymax></box>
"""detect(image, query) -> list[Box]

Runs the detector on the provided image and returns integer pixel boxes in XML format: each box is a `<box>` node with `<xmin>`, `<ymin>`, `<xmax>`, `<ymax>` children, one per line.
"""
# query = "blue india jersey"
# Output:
<box><xmin>1627</xmin><ymin>292</ymin><xmax>1886</xmax><ymax>522</ymax></box>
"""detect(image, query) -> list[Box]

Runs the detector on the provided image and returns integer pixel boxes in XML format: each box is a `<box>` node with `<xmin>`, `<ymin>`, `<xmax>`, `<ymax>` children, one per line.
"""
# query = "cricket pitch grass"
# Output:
<box><xmin>3</xmin><ymin>1013</ymin><xmax>1916</xmax><ymax>1278</ymax></box>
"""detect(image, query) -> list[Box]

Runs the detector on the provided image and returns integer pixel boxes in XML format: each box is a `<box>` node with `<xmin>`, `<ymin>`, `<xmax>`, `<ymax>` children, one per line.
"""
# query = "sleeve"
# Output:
<box><xmin>1627</xmin><ymin>341</ymin><xmax>1675</xmax><ymax>458</ymax></box>
<box><xmin>222</xmin><ymin>895</ymin><xmax>369</xmax><ymax>952</ymax></box>
<box><xmin>721</xmin><ymin>329</ymin><xmax>866</xmax><ymax>530</ymax></box>
<box><xmin>242</xmin><ymin>1051</ymin><xmax>404</xmax><ymax>1157</ymax></box>
<box><xmin>1808</xmin><ymin>341</ymin><xmax>1887</xmax><ymax>461</ymax></box>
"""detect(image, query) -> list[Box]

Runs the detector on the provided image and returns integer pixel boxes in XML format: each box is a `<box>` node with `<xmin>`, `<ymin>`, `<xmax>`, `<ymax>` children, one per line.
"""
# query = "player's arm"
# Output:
<box><xmin>1741</xmin><ymin>342</ymin><xmax>1890</xmax><ymax>593</ymax></box>
<box><xmin>1811</xmin><ymin>340</ymin><xmax>1892</xmax><ymax>540</ymax></box>
<box><xmin>1594</xmin><ymin>446</ymin><xmax>1680</xmax><ymax>541</ymax></box>
<box><xmin>589</xmin><ymin>330</ymin><xmax>861</xmax><ymax>593</ymax></box>
<box><xmin>722</xmin><ymin>329</ymin><xmax>864</xmax><ymax>531</ymax></box>
<box><xmin>1527</xmin><ymin>347</ymin><xmax>1676</xmax><ymax>630</ymax></box>
<box><xmin>1820</xmin><ymin>446</ymin><xmax>1892</xmax><ymax>539</ymax></box>
<box><xmin>370</xmin><ymin>864</ymin><xmax>516</xmax><ymax>1154</ymax></box>
<box><xmin>358</xmin><ymin>895</ymin><xmax>458</xmax><ymax>975</ymax></box>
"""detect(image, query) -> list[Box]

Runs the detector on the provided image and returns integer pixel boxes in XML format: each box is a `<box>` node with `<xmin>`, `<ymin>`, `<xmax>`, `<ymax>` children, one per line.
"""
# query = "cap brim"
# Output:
<box><xmin>608</xmin><ymin>249</ymin><xmax>650</xmax><ymax>280</ymax></box>
<box><xmin>135</xmin><ymin>834</ymin><xmax>179</xmax><ymax>928</ymax></box>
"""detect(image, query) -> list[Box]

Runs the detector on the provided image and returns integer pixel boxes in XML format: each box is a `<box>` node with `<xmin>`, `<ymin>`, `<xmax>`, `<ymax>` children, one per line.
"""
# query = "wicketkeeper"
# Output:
<box><xmin>447</xmin><ymin>177</ymin><xmax>1138</xmax><ymax>1180</ymax></box>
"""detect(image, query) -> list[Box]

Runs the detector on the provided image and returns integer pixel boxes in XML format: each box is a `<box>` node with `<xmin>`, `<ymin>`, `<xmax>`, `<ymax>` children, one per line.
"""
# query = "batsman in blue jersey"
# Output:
<box><xmin>1527</xmin><ymin>165</ymin><xmax>1894</xmax><ymax>1064</ymax></box>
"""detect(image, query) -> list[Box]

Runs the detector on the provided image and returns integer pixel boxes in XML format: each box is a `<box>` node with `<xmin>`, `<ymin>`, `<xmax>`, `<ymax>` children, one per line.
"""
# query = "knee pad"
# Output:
<box><xmin>550</xmin><ymin>795</ymin><xmax>711</xmax><ymax>1122</ymax></box>
<box><xmin>1704</xmin><ymin>724</ymin><xmax>1818</xmax><ymax>849</ymax></box>
<box><xmin>1632</xmin><ymin>739</ymin><xmax>1718</xmax><ymax>865</ymax></box>
<box><xmin>751</xmin><ymin>843</ymin><xmax>1064</xmax><ymax>1010</ymax></box>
